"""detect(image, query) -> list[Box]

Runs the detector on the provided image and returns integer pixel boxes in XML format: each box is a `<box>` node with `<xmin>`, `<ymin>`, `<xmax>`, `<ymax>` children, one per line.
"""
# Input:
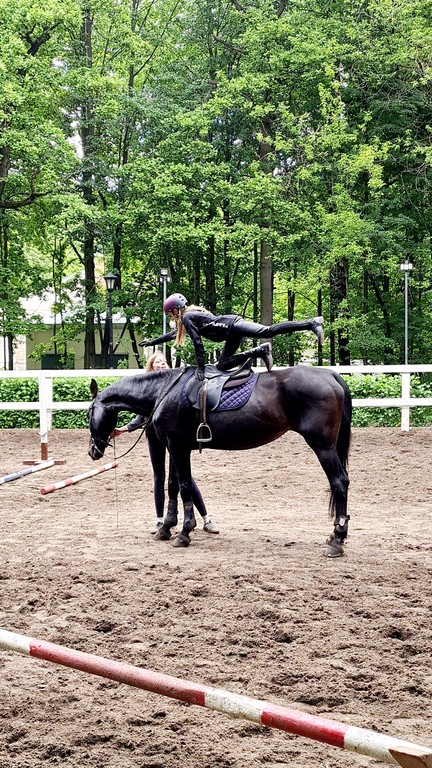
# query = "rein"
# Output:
<box><xmin>112</xmin><ymin>426</ymin><xmax>147</xmax><ymax>460</ymax></box>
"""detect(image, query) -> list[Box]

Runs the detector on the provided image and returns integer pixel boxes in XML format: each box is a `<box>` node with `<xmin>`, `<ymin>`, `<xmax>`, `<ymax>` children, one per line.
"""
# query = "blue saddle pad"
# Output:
<box><xmin>218</xmin><ymin>373</ymin><xmax>258</xmax><ymax>410</ymax></box>
<box><xmin>182</xmin><ymin>369</ymin><xmax>258</xmax><ymax>412</ymax></box>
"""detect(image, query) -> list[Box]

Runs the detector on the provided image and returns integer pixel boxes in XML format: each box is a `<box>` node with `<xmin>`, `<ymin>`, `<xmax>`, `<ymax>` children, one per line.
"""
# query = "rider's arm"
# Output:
<box><xmin>139</xmin><ymin>329</ymin><xmax>176</xmax><ymax>347</ymax></box>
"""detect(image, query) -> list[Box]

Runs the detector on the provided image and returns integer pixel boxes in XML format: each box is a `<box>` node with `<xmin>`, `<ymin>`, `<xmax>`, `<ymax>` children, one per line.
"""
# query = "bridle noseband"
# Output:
<box><xmin>88</xmin><ymin>401</ymin><xmax>113</xmax><ymax>456</ymax></box>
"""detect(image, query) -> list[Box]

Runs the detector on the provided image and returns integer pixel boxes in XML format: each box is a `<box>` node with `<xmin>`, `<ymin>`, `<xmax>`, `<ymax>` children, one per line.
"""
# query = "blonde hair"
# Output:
<box><xmin>174</xmin><ymin>304</ymin><xmax>208</xmax><ymax>346</ymax></box>
<box><xmin>145</xmin><ymin>352</ymin><xmax>167</xmax><ymax>372</ymax></box>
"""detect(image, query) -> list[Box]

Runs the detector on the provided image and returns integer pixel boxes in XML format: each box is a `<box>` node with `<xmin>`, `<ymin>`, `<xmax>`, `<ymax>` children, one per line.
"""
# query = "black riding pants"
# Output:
<box><xmin>217</xmin><ymin>317</ymin><xmax>316</xmax><ymax>369</ymax></box>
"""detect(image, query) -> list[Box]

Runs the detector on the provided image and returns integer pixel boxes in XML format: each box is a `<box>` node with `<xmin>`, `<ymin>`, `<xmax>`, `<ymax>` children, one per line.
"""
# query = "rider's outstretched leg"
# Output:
<box><xmin>269</xmin><ymin>318</ymin><xmax>324</xmax><ymax>345</ymax></box>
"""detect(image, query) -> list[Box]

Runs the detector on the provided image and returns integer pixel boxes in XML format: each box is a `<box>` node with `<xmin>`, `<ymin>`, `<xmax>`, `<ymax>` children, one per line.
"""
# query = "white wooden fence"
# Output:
<box><xmin>0</xmin><ymin>365</ymin><xmax>431</xmax><ymax>459</ymax></box>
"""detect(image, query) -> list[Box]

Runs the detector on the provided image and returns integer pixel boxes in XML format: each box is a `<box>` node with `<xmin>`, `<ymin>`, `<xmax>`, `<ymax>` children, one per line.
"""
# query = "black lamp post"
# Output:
<box><xmin>104</xmin><ymin>272</ymin><xmax>117</xmax><ymax>368</ymax></box>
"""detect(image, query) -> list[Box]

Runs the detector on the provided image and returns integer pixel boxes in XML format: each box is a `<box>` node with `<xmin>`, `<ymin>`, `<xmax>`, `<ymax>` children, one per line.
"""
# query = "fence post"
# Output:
<box><xmin>401</xmin><ymin>371</ymin><xmax>411</xmax><ymax>432</ymax></box>
<box><xmin>38</xmin><ymin>374</ymin><xmax>52</xmax><ymax>460</ymax></box>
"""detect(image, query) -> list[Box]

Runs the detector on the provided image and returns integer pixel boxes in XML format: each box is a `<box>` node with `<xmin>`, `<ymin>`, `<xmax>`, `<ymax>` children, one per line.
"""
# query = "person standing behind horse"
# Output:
<box><xmin>110</xmin><ymin>351</ymin><xmax>219</xmax><ymax>535</ymax></box>
<box><xmin>140</xmin><ymin>294</ymin><xmax>324</xmax><ymax>380</ymax></box>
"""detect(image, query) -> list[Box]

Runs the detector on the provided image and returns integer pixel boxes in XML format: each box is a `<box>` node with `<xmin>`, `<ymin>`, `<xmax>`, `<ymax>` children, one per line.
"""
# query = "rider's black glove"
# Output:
<box><xmin>195</xmin><ymin>369</ymin><xmax>205</xmax><ymax>382</ymax></box>
<box><xmin>138</xmin><ymin>339</ymin><xmax>151</xmax><ymax>348</ymax></box>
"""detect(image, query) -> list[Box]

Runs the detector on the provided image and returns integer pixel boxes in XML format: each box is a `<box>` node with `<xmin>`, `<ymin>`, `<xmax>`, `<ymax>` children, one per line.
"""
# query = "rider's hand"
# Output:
<box><xmin>138</xmin><ymin>339</ymin><xmax>151</xmax><ymax>348</ymax></box>
<box><xmin>195</xmin><ymin>369</ymin><xmax>205</xmax><ymax>382</ymax></box>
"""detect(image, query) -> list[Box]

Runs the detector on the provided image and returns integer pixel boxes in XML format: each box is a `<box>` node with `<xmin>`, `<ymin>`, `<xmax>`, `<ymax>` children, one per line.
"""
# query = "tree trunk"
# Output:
<box><xmin>260</xmin><ymin>240</ymin><xmax>273</xmax><ymax>325</ymax></box>
<box><xmin>330</xmin><ymin>260</ymin><xmax>350</xmax><ymax>365</ymax></box>
<box><xmin>253</xmin><ymin>242</ymin><xmax>258</xmax><ymax>321</ymax></box>
<box><xmin>79</xmin><ymin>10</ymin><xmax>97</xmax><ymax>368</ymax></box>
<box><xmin>258</xmin><ymin>116</ymin><xmax>274</xmax><ymax>326</ymax></box>
<box><xmin>0</xmin><ymin>216</ymin><xmax>13</xmax><ymax>369</ymax></box>
<box><xmin>288</xmin><ymin>288</ymin><xmax>295</xmax><ymax>367</ymax></box>
<box><xmin>317</xmin><ymin>288</ymin><xmax>323</xmax><ymax>366</ymax></box>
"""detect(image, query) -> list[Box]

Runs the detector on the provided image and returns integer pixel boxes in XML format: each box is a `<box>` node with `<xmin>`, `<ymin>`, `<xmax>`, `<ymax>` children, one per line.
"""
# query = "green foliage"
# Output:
<box><xmin>1</xmin><ymin>0</ymin><xmax>432</xmax><ymax>368</ymax></box>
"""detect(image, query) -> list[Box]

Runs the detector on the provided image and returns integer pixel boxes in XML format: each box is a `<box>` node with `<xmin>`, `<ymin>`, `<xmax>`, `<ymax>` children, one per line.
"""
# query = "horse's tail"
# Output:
<box><xmin>334</xmin><ymin>371</ymin><xmax>352</xmax><ymax>470</ymax></box>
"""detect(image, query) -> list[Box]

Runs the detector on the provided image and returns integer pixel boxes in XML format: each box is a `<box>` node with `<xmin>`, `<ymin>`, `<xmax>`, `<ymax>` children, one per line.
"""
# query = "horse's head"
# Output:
<box><xmin>88</xmin><ymin>379</ymin><xmax>118</xmax><ymax>460</ymax></box>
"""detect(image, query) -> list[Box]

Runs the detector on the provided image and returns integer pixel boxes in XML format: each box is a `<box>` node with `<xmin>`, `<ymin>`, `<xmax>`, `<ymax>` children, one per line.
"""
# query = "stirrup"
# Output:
<box><xmin>196</xmin><ymin>422</ymin><xmax>212</xmax><ymax>443</ymax></box>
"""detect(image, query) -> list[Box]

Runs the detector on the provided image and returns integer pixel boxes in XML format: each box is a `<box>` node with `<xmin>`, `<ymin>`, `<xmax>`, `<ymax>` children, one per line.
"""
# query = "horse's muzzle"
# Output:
<box><xmin>88</xmin><ymin>439</ymin><xmax>105</xmax><ymax>461</ymax></box>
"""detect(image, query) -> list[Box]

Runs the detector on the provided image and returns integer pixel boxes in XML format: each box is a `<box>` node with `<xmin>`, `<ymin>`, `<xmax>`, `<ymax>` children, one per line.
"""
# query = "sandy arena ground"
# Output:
<box><xmin>0</xmin><ymin>427</ymin><xmax>431</xmax><ymax>768</ymax></box>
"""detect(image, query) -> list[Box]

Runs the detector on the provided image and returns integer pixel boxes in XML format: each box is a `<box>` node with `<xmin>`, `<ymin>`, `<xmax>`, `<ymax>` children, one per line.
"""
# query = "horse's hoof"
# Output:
<box><xmin>153</xmin><ymin>529</ymin><xmax>171</xmax><ymax>541</ymax></box>
<box><xmin>324</xmin><ymin>543</ymin><xmax>344</xmax><ymax>558</ymax></box>
<box><xmin>172</xmin><ymin>533</ymin><xmax>191</xmax><ymax>548</ymax></box>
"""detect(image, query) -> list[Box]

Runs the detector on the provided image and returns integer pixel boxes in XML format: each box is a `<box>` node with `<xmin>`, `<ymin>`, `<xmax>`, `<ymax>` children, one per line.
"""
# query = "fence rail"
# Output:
<box><xmin>0</xmin><ymin>365</ymin><xmax>431</xmax><ymax>459</ymax></box>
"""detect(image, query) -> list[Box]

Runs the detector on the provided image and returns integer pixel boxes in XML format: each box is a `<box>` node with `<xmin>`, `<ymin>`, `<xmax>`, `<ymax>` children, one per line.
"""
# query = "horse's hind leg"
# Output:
<box><xmin>326</xmin><ymin>513</ymin><xmax>350</xmax><ymax>558</ymax></box>
<box><xmin>324</xmin><ymin>451</ymin><xmax>349</xmax><ymax>558</ymax></box>
<box><xmin>309</xmin><ymin>444</ymin><xmax>350</xmax><ymax>558</ymax></box>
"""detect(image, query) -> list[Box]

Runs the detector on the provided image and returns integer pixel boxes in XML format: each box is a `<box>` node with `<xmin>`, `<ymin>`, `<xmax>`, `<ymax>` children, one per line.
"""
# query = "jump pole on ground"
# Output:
<box><xmin>39</xmin><ymin>460</ymin><xmax>118</xmax><ymax>495</ymax></box>
<box><xmin>0</xmin><ymin>460</ymin><xmax>56</xmax><ymax>485</ymax></box>
<box><xmin>0</xmin><ymin>628</ymin><xmax>430</xmax><ymax>768</ymax></box>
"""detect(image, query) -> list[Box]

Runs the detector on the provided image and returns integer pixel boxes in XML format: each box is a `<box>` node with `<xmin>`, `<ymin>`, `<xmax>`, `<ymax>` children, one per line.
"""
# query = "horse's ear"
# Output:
<box><xmin>90</xmin><ymin>378</ymin><xmax>98</xmax><ymax>399</ymax></box>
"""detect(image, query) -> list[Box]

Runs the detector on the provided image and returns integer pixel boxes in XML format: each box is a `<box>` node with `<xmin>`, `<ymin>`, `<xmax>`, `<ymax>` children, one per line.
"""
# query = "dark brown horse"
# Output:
<box><xmin>88</xmin><ymin>365</ymin><xmax>352</xmax><ymax>557</ymax></box>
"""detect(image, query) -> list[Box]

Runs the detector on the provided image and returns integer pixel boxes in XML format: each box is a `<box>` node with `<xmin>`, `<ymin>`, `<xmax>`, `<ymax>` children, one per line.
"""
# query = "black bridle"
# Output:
<box><xmin>88</xmin><ymin>400</ymin><xmax>149</xmax><ymax>461</ymax></box>
<box><xmin>88</xmin><ymin>401</ymin><xmax>112</xmax><ymax>456</ymax></box>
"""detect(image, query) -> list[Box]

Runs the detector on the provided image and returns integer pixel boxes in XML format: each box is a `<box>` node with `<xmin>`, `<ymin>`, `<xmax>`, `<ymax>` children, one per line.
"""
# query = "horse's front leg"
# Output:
<box><xmin>169</xmin><ymin>448</ymin><xmax>196</xmax><ymax>548</ymax></box>
<box><xmin>164</xmin><ymin>455</ymin><xmax>180</xmax><ymax>532</ymax></box>
<box><xmin>153</xmin><ymin>459</ymin><xmax>178</xmax><ymax>541</ymax></box>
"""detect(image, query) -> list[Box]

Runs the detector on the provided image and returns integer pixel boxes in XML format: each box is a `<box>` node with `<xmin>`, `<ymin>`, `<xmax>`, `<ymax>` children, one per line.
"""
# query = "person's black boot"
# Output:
<box><xmin>311</xmin><ymin>316</ymin><xmax>325</xmax><ymax>345</ymax></box>
<box><xmin>257</xmin><ymin>342</ymin><xmax>273</xmax><ymax>371</ymax></box>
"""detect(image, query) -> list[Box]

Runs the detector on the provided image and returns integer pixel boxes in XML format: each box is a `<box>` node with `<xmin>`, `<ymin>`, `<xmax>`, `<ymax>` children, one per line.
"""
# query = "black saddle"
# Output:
<box><xmin>185</xmin><ymin>359</ymin><xmax>253</xmax><ymax>411</ymax></box>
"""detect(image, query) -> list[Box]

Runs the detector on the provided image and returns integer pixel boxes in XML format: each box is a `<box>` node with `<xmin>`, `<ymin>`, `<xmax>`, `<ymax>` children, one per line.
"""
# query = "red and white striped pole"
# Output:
<box><xmin>39</xmin><ymin>461</ymin><xmax>118</xmax><ymax>495</ymax></box>
<box><xmin>0</xmin><ymin>628</ymin><xmax>431</xmax><ymax>768</ymax></box>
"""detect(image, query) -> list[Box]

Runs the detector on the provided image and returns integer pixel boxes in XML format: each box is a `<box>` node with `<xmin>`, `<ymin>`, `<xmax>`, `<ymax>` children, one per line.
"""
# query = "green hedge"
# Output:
<box><xmin>0</xmin><ymin>372</ymin><xmax>431</xmax><ymax>428</ymax></box>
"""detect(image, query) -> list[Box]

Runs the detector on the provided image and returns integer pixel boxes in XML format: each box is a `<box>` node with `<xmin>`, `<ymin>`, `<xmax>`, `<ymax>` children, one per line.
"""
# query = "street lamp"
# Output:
<box><xmin>104</xmin><ymin>272</ymin><xmax>117</xmax><ymax>368</ymax></box>
<box><xmin>400</xmin><ymin>259</ymin><xmax>413</xmax><ymax>365</ymax></box>
<box><xmin>159</xmin><ymin>267</ymin><xmax>170</xmax><ymax>356</ymax></box>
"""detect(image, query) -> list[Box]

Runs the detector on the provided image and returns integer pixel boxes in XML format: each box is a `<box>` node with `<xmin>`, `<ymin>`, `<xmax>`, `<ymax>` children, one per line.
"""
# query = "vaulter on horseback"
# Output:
<box><xmin>139</xmin><ymin>293</ymin><xmax>324</xmax><ymax>380</ymax></box>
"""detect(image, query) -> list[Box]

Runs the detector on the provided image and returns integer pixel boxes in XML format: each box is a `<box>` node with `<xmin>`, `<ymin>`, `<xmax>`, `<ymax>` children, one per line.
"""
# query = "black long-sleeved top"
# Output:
<box><xmin>127</xmin><ymin>413</ymin><xmax>146</xmax><ymax>431</ymax></box>
<box><xmin>148</xmin><ymin>310</ymin><xmax>239</xmax><ymax>370</ymax></box>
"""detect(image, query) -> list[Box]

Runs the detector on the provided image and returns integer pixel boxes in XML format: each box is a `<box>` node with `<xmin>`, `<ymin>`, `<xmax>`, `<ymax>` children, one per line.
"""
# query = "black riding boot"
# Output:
<box><xmin>218</xmin><ymin>343</ymin><xmax>273</xmax><ymax>371</ymax></box>
<box><xmin>270</xmin><ymin>318</ymin><xmax>324</xmax><ymax>345</ymax></box>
